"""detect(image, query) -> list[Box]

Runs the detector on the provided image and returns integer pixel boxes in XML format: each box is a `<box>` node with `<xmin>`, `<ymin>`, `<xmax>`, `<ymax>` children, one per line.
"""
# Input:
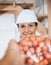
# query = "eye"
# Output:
<box><xmin>29</xmin><ymin>24</ymin><xmax>33</xmax><ymax>27</ymax></box>
<box><xmin>21</xmin><ymin>25</ymin><xmax>25</xmax><ymax>28</ymax></box>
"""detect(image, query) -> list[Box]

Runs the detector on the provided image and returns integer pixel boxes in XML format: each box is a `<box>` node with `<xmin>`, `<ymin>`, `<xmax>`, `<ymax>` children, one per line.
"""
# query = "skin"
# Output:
<box><xmin>18</xmin><ymin>22</ymin><xmax>37</xmax><ymax>39</ymax></box>
<box><xmin>0</xmin><ymin>40</ymin><xmax>24</xmax><ymax>65</ymax></box>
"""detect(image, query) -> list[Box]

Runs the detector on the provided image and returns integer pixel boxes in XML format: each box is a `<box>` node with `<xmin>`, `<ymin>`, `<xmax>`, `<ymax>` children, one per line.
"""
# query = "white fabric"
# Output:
<box><xmin>16</xmin><ymin>9</ymin><xmax>38</xmax><ymax>24</ymax></box>
<box><xmin>15</xmin><ymin>25</ymin><xmax>21</xmax><ymax>42</ymax></box>
<box><xmin>0</xmin><ymin>14</ymin><xmax>15</xmax><ymax>59</ymax></box>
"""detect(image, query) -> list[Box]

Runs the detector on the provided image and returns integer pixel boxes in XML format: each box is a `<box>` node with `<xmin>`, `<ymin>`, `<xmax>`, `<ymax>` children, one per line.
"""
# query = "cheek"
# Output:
<box><xmin>19</xmin><ymin>28</ymin><xmax>25</xmax><ymax>34</ymax></box>
<box><xmin>29</xmin><ymin>26</ymin><xmax>36</xmax><ymax>32</ymax></box>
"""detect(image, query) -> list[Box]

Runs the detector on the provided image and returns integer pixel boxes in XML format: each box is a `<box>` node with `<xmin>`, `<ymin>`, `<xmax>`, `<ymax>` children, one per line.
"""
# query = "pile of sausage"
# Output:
<box><xmin>18</xmin><ymin>36</ymin><xmax>51</xmax><ymax>65</ymax></box>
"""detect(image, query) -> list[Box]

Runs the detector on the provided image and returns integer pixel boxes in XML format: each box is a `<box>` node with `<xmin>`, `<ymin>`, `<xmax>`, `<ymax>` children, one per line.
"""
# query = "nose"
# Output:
<box><xmin>25</xmin><ymin>27</ymin><xmax>29</xmax><ymax>33</ymax></box>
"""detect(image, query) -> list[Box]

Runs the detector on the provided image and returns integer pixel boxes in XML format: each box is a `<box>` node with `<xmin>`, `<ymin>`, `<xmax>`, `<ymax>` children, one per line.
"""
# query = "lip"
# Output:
<box><xmin>23</xmin><ymin>32</ymin><xmax>33</xmax><ymax>36</ymax></box>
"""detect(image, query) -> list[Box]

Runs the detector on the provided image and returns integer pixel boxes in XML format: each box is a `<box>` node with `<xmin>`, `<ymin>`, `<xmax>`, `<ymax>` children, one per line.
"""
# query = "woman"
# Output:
<box><xmin>16</xmin><ymin>9</ymin><xmax>38</xmax><ymax>41</ymax></box>
<box><xmin>15</xmin><ymin>9</ymin><xmax>39</xmax><ymax>65</ymax></box>
<box><xmin>16</xmin><ymin>9</ymin><xmax>48</xmax><ymax>41</ymax></box>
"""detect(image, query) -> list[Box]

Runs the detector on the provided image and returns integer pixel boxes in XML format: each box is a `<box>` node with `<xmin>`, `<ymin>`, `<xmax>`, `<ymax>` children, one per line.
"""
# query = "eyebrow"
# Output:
<box><xmin>21</xmin><ymin>24</ymin><xmax>26</xmax><ymax>28</ymax></box>
<box><xmin>29</xmin><ymin>23</ymin><xmax>34</xmax><ymax>25</ymax></box>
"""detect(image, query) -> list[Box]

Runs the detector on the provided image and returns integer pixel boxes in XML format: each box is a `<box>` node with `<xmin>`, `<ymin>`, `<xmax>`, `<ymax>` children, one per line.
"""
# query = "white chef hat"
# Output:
<box><xmin>16</xmin><ymin>9</ymin><xmax>38</xmax><ymax>24</ymax></box>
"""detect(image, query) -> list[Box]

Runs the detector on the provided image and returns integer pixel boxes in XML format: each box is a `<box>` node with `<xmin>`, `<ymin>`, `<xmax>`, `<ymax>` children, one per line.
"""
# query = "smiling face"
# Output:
<box><xmin>17</xmin><ymin>22</ymin><xmax>37</xmax><ymax>38</ymax></box>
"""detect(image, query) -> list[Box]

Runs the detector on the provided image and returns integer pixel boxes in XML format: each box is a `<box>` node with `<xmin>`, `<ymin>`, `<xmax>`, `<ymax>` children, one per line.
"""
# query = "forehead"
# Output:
<box><xmin>19</xmin><ymin>22</ymin><xmax>34</xmax><ymax>25</ymax></box>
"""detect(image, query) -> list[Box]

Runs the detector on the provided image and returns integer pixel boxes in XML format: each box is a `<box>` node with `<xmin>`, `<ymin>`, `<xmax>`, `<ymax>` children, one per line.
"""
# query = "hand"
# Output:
<box><xmin>0</xmin><ymin>40</ymin><xmax>24</xmax><ymax>65</ymax></box>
